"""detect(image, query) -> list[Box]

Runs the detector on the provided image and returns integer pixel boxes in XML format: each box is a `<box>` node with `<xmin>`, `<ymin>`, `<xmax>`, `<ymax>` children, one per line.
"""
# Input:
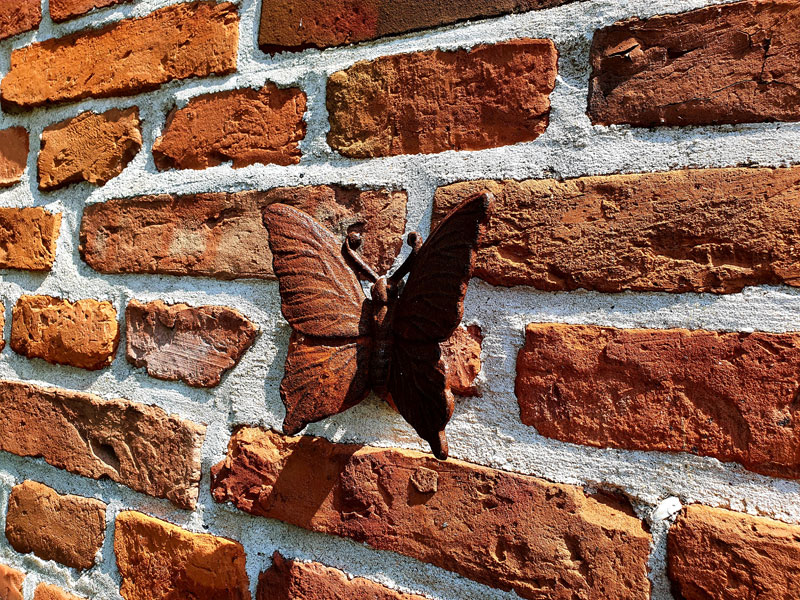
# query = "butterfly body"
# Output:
<box><xmin>263</xmin><ymin>192</ymin><xmax>491</xmax><ymax>459</ymax></box>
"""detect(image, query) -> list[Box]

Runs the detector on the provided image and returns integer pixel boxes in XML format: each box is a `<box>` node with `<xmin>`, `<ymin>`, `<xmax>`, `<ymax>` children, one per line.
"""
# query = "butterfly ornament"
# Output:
<box><xmin>262</xmin><ymin>192</ymin><xmax>492</xmax><ymax>459</ymax></box>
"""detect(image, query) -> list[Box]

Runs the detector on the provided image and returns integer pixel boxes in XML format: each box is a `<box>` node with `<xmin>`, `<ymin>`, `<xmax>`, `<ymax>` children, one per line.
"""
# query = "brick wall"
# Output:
<box><xmin>0</xmin><ymin>0</ymin><xmax>799</xmax><ymax>599</ymax></box>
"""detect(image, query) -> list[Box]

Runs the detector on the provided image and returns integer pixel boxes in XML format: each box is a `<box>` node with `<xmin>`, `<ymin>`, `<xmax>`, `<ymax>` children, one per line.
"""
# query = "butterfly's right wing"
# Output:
<box><xmin>263</xmin><ymin>204</ymin><xmax>373</xmax><ymax>433</ymax></box>
<box><xmin>263</xmin><ymin>203</ymin><xmax>370</xmax><ymax>338</ymax></box>
<box><xmin>281</xmin><ymin>332</ymin><xmax>372</xmax><ymax>435</ymax></box>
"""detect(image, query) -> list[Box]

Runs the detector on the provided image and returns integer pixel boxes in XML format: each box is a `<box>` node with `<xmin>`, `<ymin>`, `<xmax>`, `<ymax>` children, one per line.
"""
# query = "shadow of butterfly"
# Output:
<box><xmin>262</xmin><ymin>192</ymin><xmax>492</xmax><ymax>459</ymax></box>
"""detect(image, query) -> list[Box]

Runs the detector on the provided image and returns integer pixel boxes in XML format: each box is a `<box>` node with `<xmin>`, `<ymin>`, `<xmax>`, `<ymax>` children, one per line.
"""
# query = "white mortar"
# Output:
<box><xmin>0</xmin><ymin>0</ymin><xmax>798</xmax><ymax>598</ymax></box>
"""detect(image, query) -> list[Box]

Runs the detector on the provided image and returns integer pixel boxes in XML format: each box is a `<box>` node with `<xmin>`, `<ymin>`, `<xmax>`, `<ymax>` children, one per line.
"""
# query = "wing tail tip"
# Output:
<box><xmin>427</xmin><ymin>430</ymin><xmax>449</xmax><ymax>460</ymax></box>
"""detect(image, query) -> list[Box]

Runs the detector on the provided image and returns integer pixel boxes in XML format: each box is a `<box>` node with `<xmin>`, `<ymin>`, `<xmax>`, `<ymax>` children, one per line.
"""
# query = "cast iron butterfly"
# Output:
<box><xmin>262</xmin><ymin>192</ymin><xmax>492</xmax><ymax>459</ymax></box>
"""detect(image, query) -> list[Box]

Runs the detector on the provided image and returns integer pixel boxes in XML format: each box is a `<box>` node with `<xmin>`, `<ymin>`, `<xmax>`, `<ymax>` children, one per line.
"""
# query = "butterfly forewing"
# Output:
<box><xmin>392</xmin><ymin>193</ymin><xmax>490</xmax><ymax>342</ymax></box>
<box><xmin>281</xmin><ymin>332</ymin><xmax>372</xmax><ymax>435</ymax></box>
<box><xmin>263</xmin><ymin>204</ymin><xmax>369</xmax><ymax>338</ymax></box>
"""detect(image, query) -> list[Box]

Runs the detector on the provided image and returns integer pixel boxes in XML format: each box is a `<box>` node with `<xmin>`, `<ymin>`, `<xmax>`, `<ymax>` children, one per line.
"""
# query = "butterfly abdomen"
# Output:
<box><xmin>369</xmin><ymin>277</ymin><xmax>398</xmax><ymax>400</ymax></box>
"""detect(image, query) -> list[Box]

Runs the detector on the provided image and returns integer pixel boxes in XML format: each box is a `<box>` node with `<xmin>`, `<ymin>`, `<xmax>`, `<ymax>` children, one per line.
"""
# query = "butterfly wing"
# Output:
<box><xmin>263</xmin><ymin>204</ymin><xmax>373</xmax><ymax>433</ymax></box>
<box><xmin>263</xmin><ymin>203</ymin><xmax>369</xmax><ymax>338</ymax></box>
<box><xmin>281</xmin><ymin>332</ymin><xmax>372</xmax><ymax>435</ymax></box>
<box><xmin>387</xmin><ymin>192</ymin><xmax>492</xmax><ymax>458</ymax></box>
<box><xmin>392</xmin><ymin>193</ymin><xmax>491</xmax><ymax>342</ymax></box>
<box><xmin>386</xmin><ymin>340</ymin><xmax>453</xmax><ymax>459</ymax></box>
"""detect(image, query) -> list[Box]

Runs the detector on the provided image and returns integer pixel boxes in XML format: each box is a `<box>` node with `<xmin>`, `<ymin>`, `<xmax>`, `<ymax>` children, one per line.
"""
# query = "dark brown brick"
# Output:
<box><xmin>80</xmin><ymin>187</ymin><xmax>407</xmax><ymax>280</ymax></box>
<box><xmin>0</xmin><ymin>127</ymin><xmax>28</xmax><ymax>188</ymax></box>
<box><xmin>327</xmin><ymin>39</ymin><xmax>557</xmax><ymax>158</ymax></box>
<box><xmin>588</xmin><ymin>0</ymin><xmax>800</xmax><ymax>127</ymax></box>
<box><xmin>212</xmin><ymin>427</ymin><xmax>652</xmax><ymax>600</ymax></box>
<box><xmin>434</xmin><ymin>167</ymin><xmax>800</xmax><ymax>293</ymax></box>
<box><xmin>516</xmin><ymin>323</ymin><xmax>800</xmax><ymax>480</ymax></box>
<box><xmin>0</xmin><ymin>380</ymin><xmax>206</xmax><ymax>509</ymax></box>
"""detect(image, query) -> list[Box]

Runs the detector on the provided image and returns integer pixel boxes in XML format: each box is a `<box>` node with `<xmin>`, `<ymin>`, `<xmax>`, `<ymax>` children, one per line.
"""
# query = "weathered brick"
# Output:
<box><xmin>0</xmin><ymin>303</ymin><xmax>5</xmax><ymax>352</ymax></box>
<box><xmin>440</xmin><ymin>325</ymin><xmax>482</xmax><ymax>397</ymax></box>
<box><xmin>0</xmin><ymin>128</ymin><xmax>28</xmax><ymax>188</ymax></box>
<box><xmin>5</xmin><ymin>480</ymin><xmax>106</xmax><ymax>571</ymax></box>
<box><xmin>434</xmin><ymin>167</ymin><xmax>800</xmax><ymax>293</ymax></box>
<box><xmin>115</xmin><ymin>511</ymin><xmax>250</xmax><ymax>600</ymax></box>
<box><xmin>1</xmin><ymin>2</ymin><xmax>239</xmax><ymax>110</ymax></box>
<box><xmin>0</xmin><ymin>0</ymin><xmax>40</xmax><ymax>41</ymax></box>
<box><xmin>38</xmin><ymin>108</ymin><xmax>141</xmax><ymax>191</ymax></box>
<box><xmin>0</xmin><ymin>380</ymin><xmax>206</xmax><ymax>509</ymax></box>
<box><xmin>0</xmin><ymin>208</ymin><xmax>60</xmax><ymax>273</ymax></box>
<box><xmin>258</xmin><ymin>552</ymin><xmax>427</xmax><ymax>600</ymax></box>
<box><xmin>259</xmin><ymin>0</ymin><xmax>581</xmax><ymax>53</ymax></box>
<box><xmin>11</xmin><ymin>295</ymin><xmax>119</xmax><ymax>370</ymax></box>
<box><xmin>668</xmin><ymin>505</ymin><xmax>800</xmax><ymax>599</ymax></box>
<box><xmin>516</xmin><ymin>323</ymin><xmax>800</xmax><ymax>480</ymax></box>
<box><xmin>80</xmin><ymin>187</ymin><xmax>407</xmax><ymax>279</ymax></box>
<box><xmin>588</xmin><ymin>0</ymin><xmax>800</xmax><ymax>127</ymax></box>
<box><xmin>126</xmin><ymin>299</ymin><xmax>257</xmax><ymax>388</ymax></box>
<box><xmin>0</xmin><ymin>563</ymin><xmax>24</xmax><ymax>600</ymax></box>
<box><xmin>153</xmin><ymin>84</ymin><xmax>307</xmax><ymax>170</ymax></box>
<box><xmin>33</xmin><ymin>584</ymin><xmax>84</xmax><ymax>600</ymax></box>
<box><xmin>212</xmin><ymin>428</ymin><xmax>652</xmax><ymax>600</ymax></box>
<box><xmin>50</xmin><ymin>0</ymin><xmax>131</xmax><ymax>22</ymax></box>
<box><xmin>327</xmin><ymin>39</ymin><xmax>557</xmax><ymax>158</ymax></box>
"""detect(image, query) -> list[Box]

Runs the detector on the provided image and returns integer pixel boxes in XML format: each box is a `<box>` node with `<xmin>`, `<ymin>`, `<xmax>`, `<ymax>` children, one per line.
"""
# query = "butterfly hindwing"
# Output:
<box><xmin>281</xmin><ymin>332</ymin><xmax>372</xmax><ymax>435</ymax></box>
<box><xmin>263</xmin><ymin>204</ymin><xmax>370</xmax><ymax>338</ymax></box>
<box><xmin>392</xmin><ymin>193</ymin><xmax>490</xmax><ymax>342</ymax></box>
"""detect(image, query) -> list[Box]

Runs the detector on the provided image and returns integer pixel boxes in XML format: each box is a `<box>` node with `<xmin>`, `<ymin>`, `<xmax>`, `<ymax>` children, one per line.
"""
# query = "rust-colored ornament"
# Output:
<box><xmin>263</xmin><ymin>192</ymin><xmax>491</xmax><ymax>459</ymax></box>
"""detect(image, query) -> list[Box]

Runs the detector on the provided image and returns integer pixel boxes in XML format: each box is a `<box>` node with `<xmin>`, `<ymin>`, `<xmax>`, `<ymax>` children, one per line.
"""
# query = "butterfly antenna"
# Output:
<box><xmin>343</xmin><ymin>232</ymin><xmax>379</xmax><ymax>282</ymax></box>
<box><xmin>389</xmin><ymin>231</ymin><xmax>423</xmax><ymax>284</ymax></box>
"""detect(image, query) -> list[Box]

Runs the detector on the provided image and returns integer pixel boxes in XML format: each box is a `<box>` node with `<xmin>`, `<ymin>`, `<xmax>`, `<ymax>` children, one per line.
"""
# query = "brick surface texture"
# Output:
<box><xmin>114</xmin><ymin>511</ymin><xmax>251</xmax><ymax>600</ymax></box>
<box><xmin>327</xmin><ymin>39</ymin><xmax>557</xmax><ymax>157</ymax></box>
<box><xmin>516</xmin><ymin>323</ymin><xmax>800</xmax><ymax>480</ymax></box>
<box><xmin>50</xmin><ymin>0</ymin><xmax>131</xmax><ymax>22</ymax></box>
<box><xmin>0</xmin><ymin>208</ymin><xmax>61</xmax><ymax>271</ymax></box>
<box><xmin>1</xmin><ymin>1</ymin><xmax>239</xmax><ymax>110</ymax></box>
<box><xmin>38</xmin><ymin>108</ymin><xmax>142</xmax><ymax>190</ymax></box>
<box><xmin>0</xmin><ymin>380</ymin><xmax>206</xmax><ymax>509</ymax></box>
<box><xmin>257</xmin><ymin>553</ymin><xmax>428</xmax><ymax>600</ymax></box>
<box><xmin>11</xmin><ymin>295</ymin><xmax>119</xmax><ymax>370</ymax></box>
<box><xmin>0</xmin><ymin>564</ymin><xmax>24</xmax><ymax>600</ymax></box>
<box><xmin>80</xmin><ymin>187</ymin><xmax>408</xmax><ymax>279</ymax></box>
<box><xmin>153</xmin><ymin>84</ymin><xmax>307</xmax><ymax>170</ymax></box>
<box><xmin>440</xmin><ymin>325</ymin><xmax>483</xmax><ymax>397</ymax></box>
<box><xmin>0</xmin><ymin>127</ymin><xmax>28</xmax><ymax>187</ymax></box>
<box><xmin>588</xmin><ymin>0</ymin><xmax>800</xmax><ymax>127</ymax></box>
<box><xmin>0</xmin><ymin>0</ymin><xmax>41</xmax><ymax>41</ymax></box>
<box><xmin>435</xmin><ymin>166</ymin><xmax>800</xmax><ymax>293</ymax></box>
<box><xmin>126</xmin><ymin>299</ymin><xmax>258</xmax><ymax>388</ymax></box>
<box><xmin>5</xmin><ymin>480</ymin><xmax>106</xmax><ymax>571</ymax></box>
<box><xmin>211</xmin><ymin>428</ymin><xmax>652</xmax><ymax>600</ymax></box>
<box><xmin>668</xmin><ymin>505</ymin><xmax>800</xmax><ymax>599</ymax></box>
<box><xmin>33</xmin><ymin>585</ymin><xmax>85</xmax><ymax>600</ymax></box>
<box><xmin>259</xmin><ymin>0</ymin><xmax>581</xmax><ymax>52</ymax></box>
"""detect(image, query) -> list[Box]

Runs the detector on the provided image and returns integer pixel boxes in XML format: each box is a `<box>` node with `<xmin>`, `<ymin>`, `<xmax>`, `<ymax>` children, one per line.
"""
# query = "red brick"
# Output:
<box><xmin>516</xmin><ymin>323</ymin><xmax>800</xmax><ymax>480</ymax></box>
<box><xmin>0</xmin><ymin>564</ymin><xmax>24</xmax><ymax>600</ymax></box>
<box><xmin>212</xmin><ymin>427</ymin><xmax>652</xmax><ymax>600</ymax></box>
<box><xmin>1</xmin><ymin>2</ymin><xmax>239</xmax><ymax>110</ymax></box>
<box><xmin>588</xmin><ymin>0</ymin><xmax>800</xmax><ymax>127</ymax></box>
<box><xmin>434</xmin><ymin>167</ymin><xmax>800</xmax><ymax>293</ymax></box>
<box><xmin>126</xmin><ymin>299</ymin><xmax>257</xmax><ymax>388</ymax></box>
<box><xmin>80</xmin><ymin>187</ymin><xmax>407</xmax><ymax>279</ymax></box>
<box><xmin>0</xmin><ymin>208</ymin><xmax>60</xmax><ymax>272</ymax></box>
<box><xmin>50</xmin><ymin>0</ymin><xmax>131</xmax><ymax>22</ymax></box>
<box><xmin>0</xmin><ymin>0</ymin><xmax>40</xmax><ymax>41</ymax></box>
<box><xmin>0</xmin><ymin>303</ymin><xmax>4</xmax><ymax>352</ymax></box>
<box><xmin>153</xmin><ymin>84</ymin><xmax>307</xmax><ymax>170</ymax></box>
<box><xmin>11</xmin><ymin>295</ymin><xmax>119</xmax><ymax>370</ymax></box>
<box><xmin>5</xmin><ymin>480</ymin><xmax>106</xmax><ymax>571</ymax></box>
<box><xmin>259</xmin><ymin>0</ymin><xmax>580</xmax><ymax>53</ymax></box>
<box><xmin>258</xmin><ymin>552</ymin><xmax>427</xmax><ymax>600</ymax></box>
<box><xmin>0</xmin><ymin>380</ymin><xmax>206</xmax><ymax>509</ymax></box>
<box><xmin>0</xmin><ymin>128</ymin><xmax>28</xmax><ymax>188</ymax></box>
<box><xmin>668</xmin><ymin>504</ymin><xmax>800</xmax><ymax>599</ymax></box>
<box><xmin>114</xmin><ymin>511</ymin><xmax>250</xmax><ymax>600</ymax></box>
<box><xmin>327</xmin><ymin>39</ymin><xmax>557</xmax><ymax>158</ymax></box>
<box><xmin>38</xmin><ymin>108</ymin><xmax>141</xmax><ymax>191</ymax></box>
<box><xmin>440</xmin><ymin>325</ymin><xmax>482</xmax><ymax>397</ymax></box>
<box><xmin>33</xmin><ymin>584</ymin><xmax>84</xmax><ymax>600</ymax></box>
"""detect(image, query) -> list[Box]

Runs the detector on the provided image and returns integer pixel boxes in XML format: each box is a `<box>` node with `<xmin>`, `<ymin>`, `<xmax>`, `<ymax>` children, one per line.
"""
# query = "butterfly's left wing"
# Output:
<box><xmin>387</xmin><ymin>192</ymin><xmax>492</xmax><ymax>458</ymax></box>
